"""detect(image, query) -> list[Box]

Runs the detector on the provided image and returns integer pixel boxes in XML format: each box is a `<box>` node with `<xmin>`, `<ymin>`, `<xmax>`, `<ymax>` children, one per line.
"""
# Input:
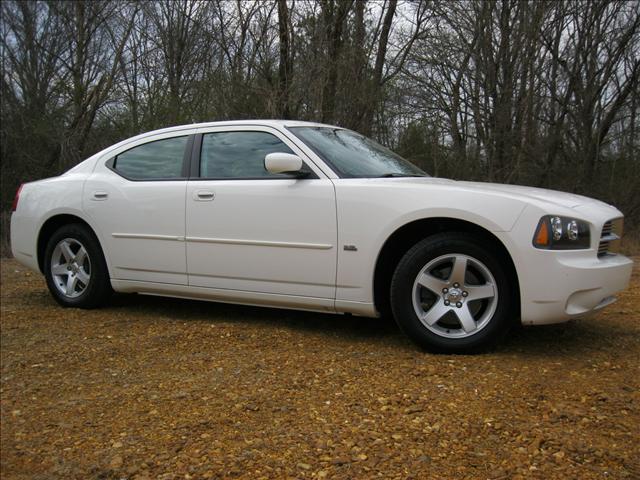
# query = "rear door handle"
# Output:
<box><xmin>194</xmin><ymin>190</ymin><xmax>215</xmax><ymax>201</ymax></box>
<box><xmin>92</xmin><ymin>191</ymin><xmax>108</xmax><ymax>200</ymax></box>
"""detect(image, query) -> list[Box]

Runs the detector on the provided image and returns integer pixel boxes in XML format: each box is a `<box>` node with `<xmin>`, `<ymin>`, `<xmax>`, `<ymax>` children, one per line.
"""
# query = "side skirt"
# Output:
<box><xmin>110</xmin><ymin>279</ymin><xmax>378</xmax><ymax>317</ymax></box>
<box><xmin>110</xmin><ymin>279</ymin><xmax>338</xmax><ymax>314</ymax></box>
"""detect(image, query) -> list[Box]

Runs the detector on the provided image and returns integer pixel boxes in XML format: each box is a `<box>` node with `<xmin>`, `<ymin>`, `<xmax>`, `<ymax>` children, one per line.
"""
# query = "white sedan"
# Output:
<box><xmin>10</xmin><ymin>120</ymin><xmax>633</xmax><ymax>352</ymax></box>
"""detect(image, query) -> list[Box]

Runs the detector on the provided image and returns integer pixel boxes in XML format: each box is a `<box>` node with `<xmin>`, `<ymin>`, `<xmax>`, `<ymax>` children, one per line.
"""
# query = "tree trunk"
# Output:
<box><xmin>277</xmin><ymin>0</ymin><xmax>292</xmax><ymax>119</ymax></box>
<box><xmin>321</xmin><ymin>0</ymin><xmax>352</xmax><ymax>124</ymax></box>
<box><xmin>360</xmin><ymin>0</ymin><xmax>397</xmax><ymax>134</ymax></box>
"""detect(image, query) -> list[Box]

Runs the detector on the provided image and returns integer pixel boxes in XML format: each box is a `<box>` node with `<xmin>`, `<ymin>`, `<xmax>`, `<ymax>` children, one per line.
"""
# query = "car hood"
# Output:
<box><xmin>454</xmin><ymin>181</ymin><xmax>605</xmax><ymax>209</ymax></box>
<box><xmin>377</xmin><ymin>177</ymin><xmax>613</xmax><ymax>211</ymax></box>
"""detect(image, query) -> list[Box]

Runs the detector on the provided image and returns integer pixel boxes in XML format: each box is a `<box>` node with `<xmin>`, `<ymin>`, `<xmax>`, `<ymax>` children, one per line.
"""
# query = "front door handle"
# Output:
<box><xmin>194</xmin><ymin>190</ymin><xmax>215</xmax><ymax>201</ymax></box>
<box><xmin>92</xmin><ymin>191</ymin><xmax>109</xmax><ymax>200</ymax></box>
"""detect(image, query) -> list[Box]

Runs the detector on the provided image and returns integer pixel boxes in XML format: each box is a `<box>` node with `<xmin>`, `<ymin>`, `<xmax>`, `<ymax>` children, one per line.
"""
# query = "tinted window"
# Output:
<box><xmin>114</xmin><ymin>136</ymin><xmax>187</xmax><ymax>180</ymax></box>
<box><xmin>288</xmin><ymin>127</ymin><xmax>426</xmax><ymax>178</ymax></box>
<box><xmin>201</xmin><ymin>131</ymin><xmax>294</xmax><ymax>178</ymax></box>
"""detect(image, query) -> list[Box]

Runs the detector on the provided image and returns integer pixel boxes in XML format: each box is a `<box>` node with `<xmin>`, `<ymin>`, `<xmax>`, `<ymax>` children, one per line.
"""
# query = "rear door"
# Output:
<box><xmin>185</xmin><ymin>126</ymin><xmax>338</xmax><ymax>299</ymax></box>
<box><xmin>84</xmin><ymin>132</ymin><xmax>192</xmax><ymax>285</ymax></box>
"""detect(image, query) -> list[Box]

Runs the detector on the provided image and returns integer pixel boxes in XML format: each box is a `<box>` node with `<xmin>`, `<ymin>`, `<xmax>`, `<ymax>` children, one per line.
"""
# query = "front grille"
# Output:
<box><xmin>598</xmin><ymin>218</ymin><xmax>623</xmax><ymax>257</ymax></box>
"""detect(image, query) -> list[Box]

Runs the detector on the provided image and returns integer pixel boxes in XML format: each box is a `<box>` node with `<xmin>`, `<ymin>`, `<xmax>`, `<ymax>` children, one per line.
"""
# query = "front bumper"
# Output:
<box><xmin>493</xmin><ymin>203</ymin><xmax>634</xmax><ymax>326</ymax></box>
<box><xmin>519</xmin><ymin>252</ymin><xmax>633</xmax><ymax>325</ymax></box>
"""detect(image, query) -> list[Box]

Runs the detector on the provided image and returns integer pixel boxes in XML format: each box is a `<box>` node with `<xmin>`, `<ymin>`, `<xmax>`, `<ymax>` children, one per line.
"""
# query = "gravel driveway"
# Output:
<box><xmin>1</xmin><ymin>257</ymin><xmax>639</xmax><ymax>479</ymax></box>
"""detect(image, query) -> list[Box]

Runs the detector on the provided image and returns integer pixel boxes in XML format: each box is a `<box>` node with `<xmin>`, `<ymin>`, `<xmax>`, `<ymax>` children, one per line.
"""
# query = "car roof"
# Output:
<box><xmin>137</xmin><ymin>119</ymin><xmax>340</xmax><ymax>138</ymax></box>
<box><xmin>86</xmin><ymin>120</ymin><xmax>343</xmax><ymax>163</ymax></box>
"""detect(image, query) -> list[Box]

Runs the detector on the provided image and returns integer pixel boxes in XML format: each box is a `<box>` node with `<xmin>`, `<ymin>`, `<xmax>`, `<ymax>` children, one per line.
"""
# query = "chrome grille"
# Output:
<box><xmin>598</xmin><ymin>218</ymin><xmax>623</xmax><ymax>257</ymax></box>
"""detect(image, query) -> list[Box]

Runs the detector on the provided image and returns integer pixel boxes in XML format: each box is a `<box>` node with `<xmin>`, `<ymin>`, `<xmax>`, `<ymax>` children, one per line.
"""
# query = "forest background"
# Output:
<box><xmin>2</xmin><ymin>0</ymin><xmax>639</xmax><ymax>254</ymax></box>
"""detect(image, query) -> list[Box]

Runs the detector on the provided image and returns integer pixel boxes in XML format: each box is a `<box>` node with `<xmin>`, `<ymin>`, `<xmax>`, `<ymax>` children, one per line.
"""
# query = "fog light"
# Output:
<box><xmin>551</xmin><ymin>216</ymin><xmax>563</xmax><ymax>240</ymax></box>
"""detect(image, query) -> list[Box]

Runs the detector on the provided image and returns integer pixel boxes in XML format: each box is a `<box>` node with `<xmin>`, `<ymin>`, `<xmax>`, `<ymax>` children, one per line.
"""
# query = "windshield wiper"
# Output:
<box><xmin>377</xmin><ymin>173</ymin><xmax>427</xmax><ymax>178</ymax></box>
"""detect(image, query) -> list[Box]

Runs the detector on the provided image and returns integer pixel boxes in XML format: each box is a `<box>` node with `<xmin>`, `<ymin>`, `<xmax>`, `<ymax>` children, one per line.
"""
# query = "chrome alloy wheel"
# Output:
<box><xmin>50</xmin><ymin>238</ymin><xmax>91</xmax><ymax>298</ymax></box>
<box><xmin>412</xmin><ymin>254</ymin><xmax>498</xmax><ymax>338</ymax></box>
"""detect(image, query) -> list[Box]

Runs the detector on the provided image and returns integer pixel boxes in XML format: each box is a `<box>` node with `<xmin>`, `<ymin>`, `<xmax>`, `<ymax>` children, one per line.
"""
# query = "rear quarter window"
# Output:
<box><xmin>113</xmin><ymin>136</ymin><xmax>188</xmax><ymax>180</ymax></box>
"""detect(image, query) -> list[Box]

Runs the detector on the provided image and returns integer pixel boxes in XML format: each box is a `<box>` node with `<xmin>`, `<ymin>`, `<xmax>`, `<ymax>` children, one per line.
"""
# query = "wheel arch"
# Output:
<box><xmin>373</xmin><ymin>217</ymin><xmax>520</xmax><ymax>319</ymax></box>
<box><xmin>37</xmin><ymin>213</ymin><xmax>108</xmax><ymax>274</ymax></box>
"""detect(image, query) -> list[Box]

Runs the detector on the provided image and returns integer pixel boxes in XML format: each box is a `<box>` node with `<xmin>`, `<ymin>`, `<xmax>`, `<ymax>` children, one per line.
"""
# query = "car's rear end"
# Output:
<box><xmin>10</xmin><ymin>181</ymin><xmax>41</xmax><ymax>272</ymax></box>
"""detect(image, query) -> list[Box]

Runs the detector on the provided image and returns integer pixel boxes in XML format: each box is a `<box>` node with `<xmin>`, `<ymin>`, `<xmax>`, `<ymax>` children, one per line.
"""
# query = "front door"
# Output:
<box><xmin>185</xmin><ymin>127</ymin><xmax>337</xmax><ymax>299</ymax></box>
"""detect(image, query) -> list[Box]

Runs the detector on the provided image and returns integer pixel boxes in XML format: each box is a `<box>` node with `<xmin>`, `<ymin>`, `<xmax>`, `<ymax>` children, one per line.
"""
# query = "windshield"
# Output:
<box><xmin>288</xmin><ymin>127</ymin><xmax>427</xmax><ymax>178</ymax></box>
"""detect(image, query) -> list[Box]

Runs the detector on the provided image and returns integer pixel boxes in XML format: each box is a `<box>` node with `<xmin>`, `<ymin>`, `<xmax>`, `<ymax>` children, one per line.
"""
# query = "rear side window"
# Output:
<box><xmin>200</xmin><ymin>131</ymin><xmax>294</xmax><ymax>178</ymax></box>
<box><xmin>113</xmin><ymin>136</ymin><xmax>188</xmax><ymax>180</ymax></box>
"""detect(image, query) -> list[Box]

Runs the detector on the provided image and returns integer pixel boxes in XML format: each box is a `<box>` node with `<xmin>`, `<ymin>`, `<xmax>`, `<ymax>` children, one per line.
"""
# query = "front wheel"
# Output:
<box><xmin>390</xmin><ymin>233</ymin><xmax>515</xmax><ymax>353</ymax></box>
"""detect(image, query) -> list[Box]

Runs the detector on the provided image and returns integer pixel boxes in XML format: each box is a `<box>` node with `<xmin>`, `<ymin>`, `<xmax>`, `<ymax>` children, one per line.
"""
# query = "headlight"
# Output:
<box><xmin>533</xmin><ymin>216</ymin><xmax>591</xmax><ymax>250</ymax></box>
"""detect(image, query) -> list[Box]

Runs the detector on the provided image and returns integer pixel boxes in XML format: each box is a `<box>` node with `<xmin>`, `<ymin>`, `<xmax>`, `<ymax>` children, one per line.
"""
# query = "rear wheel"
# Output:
<box><xmin>390</xmin><ymin>233</ymin><xmax>514</xmax><ymax>353</ymax></box>
<box><xmin>44</xmin><ymin>224</ymin><xmax>112</xmax><ymax>308</ymax></box>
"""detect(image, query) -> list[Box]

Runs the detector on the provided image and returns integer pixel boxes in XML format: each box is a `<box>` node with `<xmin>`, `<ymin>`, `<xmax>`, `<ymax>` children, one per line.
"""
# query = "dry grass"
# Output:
<box><xmin>1</xmin><ymin>257</ymin><xmax>639</xmax><ymax>479</ymax></box>
<box><xmin>0</xmin><ymin>211</ymin><xmax>11</xmax><ymax>258</ymax></box>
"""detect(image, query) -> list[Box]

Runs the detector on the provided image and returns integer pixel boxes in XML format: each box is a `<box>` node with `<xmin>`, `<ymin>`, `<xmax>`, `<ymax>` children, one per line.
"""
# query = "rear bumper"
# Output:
<box><xmin>10</xmin><ymin>212</ymin><xmax>39</xmax><ymax>272</ymax></box>
<box><xmin>520</xmin><ymin>252</ymin><xmax>633</xmax><ymax>325</ymax></box>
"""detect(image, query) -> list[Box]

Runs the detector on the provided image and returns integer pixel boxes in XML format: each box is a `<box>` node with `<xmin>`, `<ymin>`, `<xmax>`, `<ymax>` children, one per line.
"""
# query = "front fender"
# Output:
<box><xmin>334</xmin><ymin>181</ymin><xmax>527</xmax><ymax>305</ymax></box>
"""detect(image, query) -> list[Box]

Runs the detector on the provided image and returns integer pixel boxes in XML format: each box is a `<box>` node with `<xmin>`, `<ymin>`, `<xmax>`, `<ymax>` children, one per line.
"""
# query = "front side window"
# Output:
<box><xmin>113</xmin><ymin>136</ymin><xmax>187</xmax><ymax>180</ymax></box>
<box><xmin>288</xmin><ymin>127</ymin><xmax>426</xmax><ymax>178</ymax></box>
<box><xmin>200</xmin><ymin>131</ymin><xmax>295</xmax><ymax>178</ymax></box>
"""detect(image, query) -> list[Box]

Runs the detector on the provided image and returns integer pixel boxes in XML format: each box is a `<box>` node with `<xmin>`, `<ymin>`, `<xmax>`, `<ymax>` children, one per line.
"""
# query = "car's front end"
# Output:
<box><xmin>495</xmin><ymin>197</ymin><xmax>633</xmax><ymax>326</ymax></box>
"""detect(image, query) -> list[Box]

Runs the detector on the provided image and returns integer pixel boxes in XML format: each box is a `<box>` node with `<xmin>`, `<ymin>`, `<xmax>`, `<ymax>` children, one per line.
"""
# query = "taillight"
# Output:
<box><xmin>11</xmin><ymin>184</ymin><xmax>23</xmax><ymax>212</ymax></box>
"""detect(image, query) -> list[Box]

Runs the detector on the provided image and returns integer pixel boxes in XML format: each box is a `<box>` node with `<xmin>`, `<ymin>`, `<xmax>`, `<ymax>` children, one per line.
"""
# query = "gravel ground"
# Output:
<box><xmin>1</xmin><ymin>257</ymin><xmax>639</xmax><ymax>480</ymax></box>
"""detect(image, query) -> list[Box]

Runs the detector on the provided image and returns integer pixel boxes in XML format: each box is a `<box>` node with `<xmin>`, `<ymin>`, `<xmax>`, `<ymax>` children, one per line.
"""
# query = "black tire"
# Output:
<box><xmin>390</xmin><ymin>232</ymin><xmax>514</xmax><ymax>353</ymax></box>
<box><xmin>43</xmin><ymin>223</ymin><xmax>112</xmax><ymax>308</ymax></box>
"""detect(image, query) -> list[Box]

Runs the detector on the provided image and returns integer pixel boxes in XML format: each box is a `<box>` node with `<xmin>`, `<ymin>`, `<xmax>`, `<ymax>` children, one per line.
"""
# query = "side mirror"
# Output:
<box><xmin>264</xmin><ymin>152</ymin><xmax>306</xmax><ymax>176</ymax></box>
